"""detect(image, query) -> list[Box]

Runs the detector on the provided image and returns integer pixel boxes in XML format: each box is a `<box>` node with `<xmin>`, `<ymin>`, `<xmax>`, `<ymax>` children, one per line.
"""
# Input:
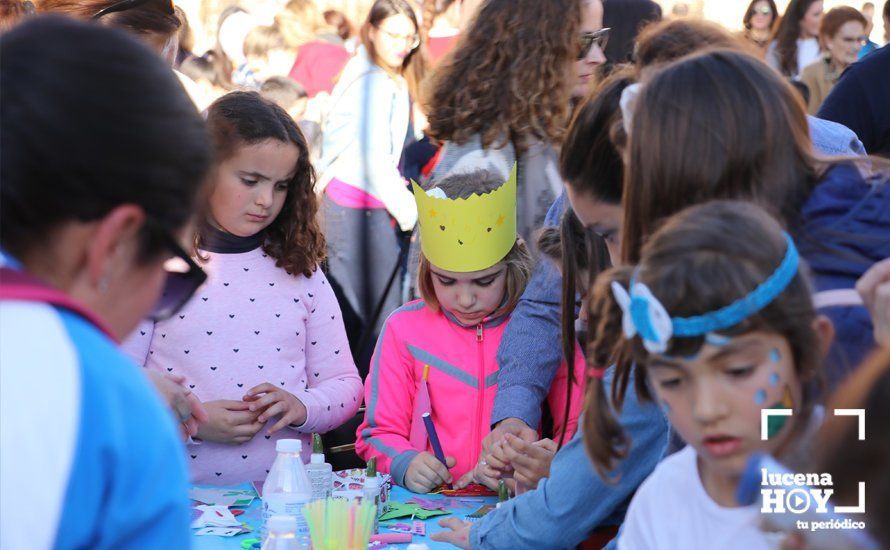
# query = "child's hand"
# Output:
<box><xmin>243</xmin><ymin>383</ymin><xmax>308</xmax><ymax>434</ymax></box>
<box><xmin>856</xmin><ymin>258</ymin><xmax>890</xmax><ymax>346</ymax></box>
<box><xmin>502</xmin><ymin>434</ymin><xmax>557</xmax><ymax>490</ymax></box>
<box><xmin>454</xmin><ymin>458</ymin><xmax>500</xmax><ymax>491</ymax></box>
<box><xmin>480</xmin><ymin>418</ymin><xmax>538</xmax><ymax>476</ymax></box>
<box><xmin>196</xmin><ymin>400</ymin><xmax>264</xmax><ymax>444</ymax></box>
<box><xmin>431</xmin><ymin>517</ymin><xmax>472</xmax><ymax>549</ymax></box>
<box><xmin>404</xmin><ymin>452</ymin><xmax>455</xmax><ymax>493</ymax></box>
<box><xmin>145</xmin><ymin>370</ymin><xmax>209</xmax><ymax>439</ymax></box>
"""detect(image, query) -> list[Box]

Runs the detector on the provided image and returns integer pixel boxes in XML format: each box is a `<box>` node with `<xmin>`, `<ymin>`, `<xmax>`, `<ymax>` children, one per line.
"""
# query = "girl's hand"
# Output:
<box><xmin>856</xmin><ymin>258</ymin><xmax>890</xmax><ymax>346</ymax></box>
<box><xmin>431</xmin><ymin>517</ymin><xmax>472</xmax><ymax>549</ymax></box>
<box><xmin>145</xmin><ymin>370</ymin><xmax>209</xmax><ymax>439</ymax></box>
<box><xmin>480</xmin><ymin>418</ymin><xmax>537</xmax><ymax>476</ymax></box>
<box><xmin>196</xmin><ymin>400</ymin><xmax>264</xmax><ymax>444</ymax></box>
<box><xmin>404</xmin><ymin>452</ymin><xmax>455</xmax><ymax>493</ymax></box>
<box><xmin>455</xmin><ymin>458</ymin><xmax>500</xmax><ymax>491</ymax></box>
<box><xmin>502</xmin><ymin>434</ymin><xmax>557</xmax><ymax>490</ymax></box>
<box><xmin>243</xmin><ymin>383</ymin><xmax>308</xmax><ymax>434</ymax></box>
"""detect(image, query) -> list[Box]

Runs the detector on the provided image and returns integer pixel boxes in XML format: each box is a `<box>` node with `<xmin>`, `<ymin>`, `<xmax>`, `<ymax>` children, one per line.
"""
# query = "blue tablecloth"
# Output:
<box><xmin>191</xmin><ymin>484</ymin><xmax>497</xmax><ymax>549</ymax></box>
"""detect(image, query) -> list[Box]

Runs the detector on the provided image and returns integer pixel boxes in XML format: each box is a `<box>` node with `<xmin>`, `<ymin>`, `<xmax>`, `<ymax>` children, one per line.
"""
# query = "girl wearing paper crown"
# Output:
<box><xmin>585</xmin><ymin>201</ymin><xmax>838</xmax><ymax>549</ymax></box>
<box><xmin>355</xmin><ymin>166</ymin><xmax>585</xmax><ymax>493</ymax></box>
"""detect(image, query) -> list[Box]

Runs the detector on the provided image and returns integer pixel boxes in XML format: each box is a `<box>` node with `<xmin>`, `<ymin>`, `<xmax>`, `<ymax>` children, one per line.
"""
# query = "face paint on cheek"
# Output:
<box><xmin>765</xmin><ymin>385</ymin><xmax>795</xmax><ymax>438</ymax></box>
<box><xmin>768</xmin><ymin>372</ymin><xmax>780</xmax><ymax>386</ymax></box>
<box><xmin>754</xmin><ymin>389</ymin><xmax>767</xmax><ymax>405</ymax></box>
<box><xmin>769</xmin><ymin>348</ymin><xmax>781</xmax><ymax>363</ymax></box>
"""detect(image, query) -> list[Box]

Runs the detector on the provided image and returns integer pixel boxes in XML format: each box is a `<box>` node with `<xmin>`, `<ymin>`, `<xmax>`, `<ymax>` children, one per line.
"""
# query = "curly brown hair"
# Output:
<box><xmin>204</xmin><ymin>91</ymin><xmax>325</xmax><ymax>278</ymax></box>
<box><xmin>425</xmin><ymin>0</ymin><xmax>582</xmax><ymax>152</ymax></box>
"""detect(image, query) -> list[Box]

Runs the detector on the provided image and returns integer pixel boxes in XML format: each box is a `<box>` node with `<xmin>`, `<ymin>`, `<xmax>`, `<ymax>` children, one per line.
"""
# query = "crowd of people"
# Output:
<box><xmin>1</xmin><ymin>0</ymin><xmax>889</xmax><ymax>548</ymax></box>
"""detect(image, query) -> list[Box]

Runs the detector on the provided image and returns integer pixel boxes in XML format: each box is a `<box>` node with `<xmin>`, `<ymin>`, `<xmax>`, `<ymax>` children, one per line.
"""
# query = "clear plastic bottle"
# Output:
<box><xmin>305</xmin><ymin>433</ymin><xmax>332</xmax><ymax>501</ymax></box>
<box><xmin>262</xmin><ymin>439</ymin><xmax>311</xmax><ymax>547</ymax></box>
<box><xmin>261</xmin><ymin>515</ymin><xmax>300</xmax><ymax>550</ymax></box>
<box><xmin>363</xmin><ymin>457</ymin><xmax>382</xmax><ymax>534</ymax></box>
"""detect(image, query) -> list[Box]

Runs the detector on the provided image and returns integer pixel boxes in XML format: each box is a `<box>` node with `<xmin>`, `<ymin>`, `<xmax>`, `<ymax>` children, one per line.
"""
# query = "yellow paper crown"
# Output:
<box><xmin>412</xmin><ymin>165</ymin><xmax>517</xmax><ymax>272</ymax></box>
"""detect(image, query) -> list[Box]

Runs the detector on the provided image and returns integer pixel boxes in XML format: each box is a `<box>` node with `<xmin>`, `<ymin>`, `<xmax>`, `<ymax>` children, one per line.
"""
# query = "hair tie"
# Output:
<box><xmin>587</xmin><ymin>366</ymin><xmax>607</xmax><ymax>379</ymax></box>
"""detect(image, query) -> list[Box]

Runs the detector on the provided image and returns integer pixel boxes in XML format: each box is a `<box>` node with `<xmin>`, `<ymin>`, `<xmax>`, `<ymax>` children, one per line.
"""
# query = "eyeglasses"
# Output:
<box><xmin>148</xmin><ymin>229</ymin><xmax>206</xmax><ymax>322</ymax></box>
<box><xmin>378</xmin><ymin>26</ymin><xmax>420</xmax><ymax>50</ymax></box>
<box><xmin>753</xmin><ymin>5</ymin><xmax>773</xmax><ymax>15</ymax></box>
<box><xmin>579</xmin><ymin>28</ymin><xmax>611</xmax><ymax>60</ymax></box>
<box><xmin>91</xmin><ymin>0</ymin><xmax>174</xmax><ymax>20</ymax></box>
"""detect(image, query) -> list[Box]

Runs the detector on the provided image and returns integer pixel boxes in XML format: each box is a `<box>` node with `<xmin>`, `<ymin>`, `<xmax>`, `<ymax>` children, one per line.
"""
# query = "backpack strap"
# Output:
<box><xmin>0</xmin><ymin>267</ymin><xmax>116</xmax><ymax>341</ymax></box>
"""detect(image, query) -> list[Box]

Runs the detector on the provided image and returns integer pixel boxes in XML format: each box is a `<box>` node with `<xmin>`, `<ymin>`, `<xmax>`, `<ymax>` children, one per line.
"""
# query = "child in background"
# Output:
<box><xmin>124</xmin><ymin>91</ymin><xmax>362</xmax><ymax>484</ymax></box>
<box><xmin>241</xmin><ymin>24</ymin><xmax>295</xmax><ymax>86</ymax></box>
<box><xmin>355</xmin><ymin>168</ymin><xmax>584</xmax><ymax>493</ymax></box>
<box><xmin>179</xmin><ymin>54</ymin><xmax>227</xmax><ymax>107</ymax></box>
<box><xmin>260</xmin><ymin>76</ymin><xmax>322</xmax><ymax>162</ymax></box>
<box><xmin>584</xmin><ymin>200</ymin><xmax>833</xmax><ymax>549</ymax></box>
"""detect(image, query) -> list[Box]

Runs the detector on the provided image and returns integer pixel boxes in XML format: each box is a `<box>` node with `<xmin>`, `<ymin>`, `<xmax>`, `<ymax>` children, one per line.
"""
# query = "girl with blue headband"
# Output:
<box><xmin>584</xmin><ymin>200</ymin><xmax>834</xmax><ymax>549</ymax></box>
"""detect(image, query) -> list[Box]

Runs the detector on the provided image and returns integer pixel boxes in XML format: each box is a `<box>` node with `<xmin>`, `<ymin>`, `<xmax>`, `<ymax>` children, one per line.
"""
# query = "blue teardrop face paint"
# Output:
<box><xmin>769</xmin><ymin>348</ymin><xmax>781</xmax><ymax>363</ymax></box>
<box><xmin>754</xmin><ymin>389</ymin><xmax>767</xmax><ymax>405</ymax></box>
<box><xmin>768</xmin><ymin>372</ymin><xmax>780</xmax><ymax>386</ymax></box>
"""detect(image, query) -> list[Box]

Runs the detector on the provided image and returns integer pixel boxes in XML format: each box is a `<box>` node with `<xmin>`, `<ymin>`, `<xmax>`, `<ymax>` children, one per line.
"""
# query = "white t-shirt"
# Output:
<box><xmin>766</xmin><ymin>37</ymin><xmax>822</xmax><ymax>79</ymax></box>
<box><xmin>617</xmin><ymin>446</ymin><xmax>785</xmax><ymax>550</ymax></box>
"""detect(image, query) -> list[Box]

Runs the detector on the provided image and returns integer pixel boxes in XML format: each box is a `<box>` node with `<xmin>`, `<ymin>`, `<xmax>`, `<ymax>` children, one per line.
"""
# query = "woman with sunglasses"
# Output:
<box><xmin>124</xmin><ymin>91</ymin><xmax>363</xmax><ymax>485</ymax></box>
<box><xmin>738</xmin><ymin>0</ymin><xmax>778</xmax><ymax>55</ymax></box>
<box><xmin>426</xmin><ymin>0</ymin><xmax>608</xmax><ymax>258</ymax></box>
<box><xmin>318</xmin><ymin>0</ymin><xmax>426</xmax><ymax>373</ymax></box>
<box><xmin>0</xmin><ymin>16</ymin><xmax>210</xmax><ymax>548</ymax></box>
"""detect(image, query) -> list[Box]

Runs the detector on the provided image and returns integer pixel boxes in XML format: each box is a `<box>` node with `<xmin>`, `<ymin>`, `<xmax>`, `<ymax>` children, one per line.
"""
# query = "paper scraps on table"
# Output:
<box><xmin>189</xmin><ymin>487</ymin><xmax>256</xmax><ymax>507</ymax></box>
<box><xmin>191</xmin><ymin>505</ymin><xmax>242</xmax><ymax>529</ymax></box>
<box><xmin>466</xmin><ymin>505</ymin><xmax>495</xmax><ymax>520</ymax></box>
<box><xmin>384</xmin><ymin>520</ymin><xmax>426</xmax><ymax>536</ymax></box>
<box><xmin>436</xmin><ymin>484</ymin><xmax>497</xmax><ymax>497</ymax></box>
<box><xmin>378</xmin><ymin>501</ymin><xmax>451</xmax><ymax>522</ymax></box>
<box><xmin>194</xmin><ymin>527</ymin><xmax>248</xmax><ymax>537</ymax></box>
<box><xmin>405</xmin><ymin>496</ymin><xmax>449</xmax><ymax>510</ymax></box>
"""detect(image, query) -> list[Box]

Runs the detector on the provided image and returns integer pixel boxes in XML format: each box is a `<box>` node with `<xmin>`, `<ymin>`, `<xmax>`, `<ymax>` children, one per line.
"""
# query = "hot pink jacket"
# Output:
<box><xmin>355</xmin><ymin>299</ymin><xmax>585</xmax><ymax>486</ymax></box>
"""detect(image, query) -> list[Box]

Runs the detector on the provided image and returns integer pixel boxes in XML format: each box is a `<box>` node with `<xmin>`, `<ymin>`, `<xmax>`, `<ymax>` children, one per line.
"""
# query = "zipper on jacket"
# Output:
<box><xmin>474</xmin><ymin>322</ymin><xmax>485</xmax><ymax>469</ymax></box>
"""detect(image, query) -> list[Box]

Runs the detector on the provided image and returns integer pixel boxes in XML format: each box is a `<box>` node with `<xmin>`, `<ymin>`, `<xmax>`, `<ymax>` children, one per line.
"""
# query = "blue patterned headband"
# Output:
<box><xmin>611</xmin><ymin>232</ymin><xmax>800</xmax><ymax>353</ymax></box>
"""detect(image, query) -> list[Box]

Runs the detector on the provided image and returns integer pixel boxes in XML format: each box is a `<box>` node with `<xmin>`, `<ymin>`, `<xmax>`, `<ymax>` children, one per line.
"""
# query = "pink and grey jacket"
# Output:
<box><xmin>355</xmin><ymin>299</ymin><xmax>585</xmax><ymax>486</ymax></box>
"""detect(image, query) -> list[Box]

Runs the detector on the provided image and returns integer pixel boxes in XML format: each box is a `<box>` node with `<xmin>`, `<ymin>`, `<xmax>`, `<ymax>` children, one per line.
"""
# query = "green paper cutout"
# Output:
<box><xmin>766</xmin><ymin>385</ymin><xmax>794</xmax><ymax>438</ymax></box>
<box><xmin>378</xmin><ymin>501</ymin><xmax>452</xmax><ymax>521</ymax></box>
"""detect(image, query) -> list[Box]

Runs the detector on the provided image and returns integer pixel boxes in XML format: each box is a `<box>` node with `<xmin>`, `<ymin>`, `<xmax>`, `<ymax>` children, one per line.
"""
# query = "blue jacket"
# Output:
<box><xmin>492</xmin><ymin>116</ymin><xmax>868</xmax><ymax>429</ymax></box>
<box><xmin>471</xmin><ymin>368</ymin><xmax>668</xmax><ymax>549</ymax></box>
<box><xmin>0</xmin><ymin>255</ymin><xmax>190</xmax><ymax>549</ymax></box>
<box><xmin>798</xmin><ymin>163</ymin><xmax>890</xmax><ymax>383</ymax></box>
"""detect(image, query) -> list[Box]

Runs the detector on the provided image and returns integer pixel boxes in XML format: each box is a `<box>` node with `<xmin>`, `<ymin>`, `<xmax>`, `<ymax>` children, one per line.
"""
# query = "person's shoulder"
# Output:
<box><xmin>636</xmin><ymin>444</ymin><xmax>696</xmax><ymax>495</ymax></box>
<box><xmin>799</xmin><ymin>59</ymin><xmax>823</xmax><ymax>80</ymax></box>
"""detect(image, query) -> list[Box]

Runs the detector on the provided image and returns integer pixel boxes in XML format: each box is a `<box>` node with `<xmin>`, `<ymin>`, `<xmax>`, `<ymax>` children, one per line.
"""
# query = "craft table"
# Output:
<box><xmin>191</xmin><ymin>483</ymin><xmax>497</xmax><ymax>549</ymax></box>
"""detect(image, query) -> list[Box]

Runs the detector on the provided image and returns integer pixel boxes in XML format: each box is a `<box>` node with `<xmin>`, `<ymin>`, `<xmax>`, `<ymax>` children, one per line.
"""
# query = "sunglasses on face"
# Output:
<box><xmin>579</xmin><ymin>27</ymin><xmax>611</xmax><ymax>60</ymax></box>
<box><xmin>148</xmin><ymin>229</ymin><xmax>206</xmax><ymax>322</ymax></box>
<box><xmin>378</xmin><ymin>27</ymin><xmax>421</xmax><ymax>50</ymax></box>
<box><xmin>753</xmin><ymin>5</ymin><xmax>772</xmax><ymax>15</ymax></box>
<box><xmin>91</xmin><ymin>0</ymin><xmax>174</xmax><ymax>20</ymax></box>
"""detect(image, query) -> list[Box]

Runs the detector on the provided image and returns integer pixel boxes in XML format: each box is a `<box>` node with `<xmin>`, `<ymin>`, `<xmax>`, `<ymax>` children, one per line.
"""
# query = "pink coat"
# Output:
<box><xmin>355</xmin><ymin>299</ymin><xmax>584</xmax><ymax>486</ymax></box>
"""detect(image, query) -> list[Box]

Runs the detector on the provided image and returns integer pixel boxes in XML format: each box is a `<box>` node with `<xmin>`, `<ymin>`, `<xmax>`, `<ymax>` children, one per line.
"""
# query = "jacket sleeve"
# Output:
<box><xmin>354</xmin><ymin>73</ymin><xmax>417</xmax><ymax>231</ymax></box>
<box><xmin>471</xmin><ymin>368</ymin><xmax>669</xmax><ymax>549</ymax></box>
<box><xmin>354</xmin><ymin>313</ymin><xmax>419</xmax><ymax>486</ymax></box>
<box><xmin>492</xmin><ymin>194</ymin><xmax>567</xmax><ymax>428</ymax></box>
<box><xmin>294</xmin><ymin>269</ymin><xmax>363</xmax><ymax>434</ymax></box>
<box><xmin>545</xmin><ymin>342</ymin><xmax>586</xmax><ymax>442</ymax></box>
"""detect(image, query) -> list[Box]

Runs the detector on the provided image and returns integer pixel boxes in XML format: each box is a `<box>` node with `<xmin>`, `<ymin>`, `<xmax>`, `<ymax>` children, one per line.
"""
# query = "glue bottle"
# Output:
<box><xmin>363</xmin><ymin>457</ymin><xmax>382</xmax><ymax>533</ymax></box>
<box><xmin>306</xmin><ymin>433</ymin><xmax>332</xmax><ymax>501</ymax></box>
<box><xmin>262</xmin><ymin>439</ymin><xmax>311</xmax><ymax>547</ymax></box>
<box><xmin>261</xmin><ymin>515</ymin><xmax>300</xmax><ymax>550</ymax></box>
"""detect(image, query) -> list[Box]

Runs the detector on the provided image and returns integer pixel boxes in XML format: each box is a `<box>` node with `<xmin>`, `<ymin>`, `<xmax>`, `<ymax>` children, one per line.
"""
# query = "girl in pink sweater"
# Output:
<box><xmin>355</xmin><ymin>168</ymin><xmax>584</xmax><ymax>493</ymax></box>
<box><xmin>124</xmin><ymin>92</ymin><xmax>362</xmax><ymax>484</ymax></box>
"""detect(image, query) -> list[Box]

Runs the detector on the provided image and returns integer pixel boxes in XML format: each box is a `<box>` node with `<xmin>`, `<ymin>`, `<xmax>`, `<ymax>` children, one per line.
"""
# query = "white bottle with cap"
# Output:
<box><xmin>261</xmin><ymin>515</ymin><xmax>300</xmax><ymax>550</ymax></box>
<box><xmin>305</xmin><ymin>433</ymin><xmax>332</xmax><ymax>501</ymax></box>
<box><xmin>262</xmin><ymin>439</ymin><xmax>311</xmax><ymax>547</ymax></box>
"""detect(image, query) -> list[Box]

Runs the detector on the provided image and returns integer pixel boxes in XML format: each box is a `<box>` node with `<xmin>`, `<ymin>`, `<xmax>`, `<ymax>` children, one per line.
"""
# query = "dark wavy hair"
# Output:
<box><xmin>425</xmin><ymin>0</ymin><xmax>582</xmax><ymax>152</ymax></box>
<box><xmin>772</xmin><ymin>0</ymin><xmax>821</xmax><ymax>76</ymax></box>
<box><xmin>585</xmin><ymin>201</ymin><xmax>823</xmax><ymax>476</ymax></box>
<box><xmin>204</xmin><ymin>91</ymin><xmax>324</xmax><ymax>278</ymax></box>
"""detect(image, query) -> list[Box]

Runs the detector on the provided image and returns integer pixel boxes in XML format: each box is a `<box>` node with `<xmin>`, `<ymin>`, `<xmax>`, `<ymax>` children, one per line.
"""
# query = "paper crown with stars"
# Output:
<box><xmin>411</xmin><ymin>165</ymin><xmax>517</xmax><ymax>273</ymax></box>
